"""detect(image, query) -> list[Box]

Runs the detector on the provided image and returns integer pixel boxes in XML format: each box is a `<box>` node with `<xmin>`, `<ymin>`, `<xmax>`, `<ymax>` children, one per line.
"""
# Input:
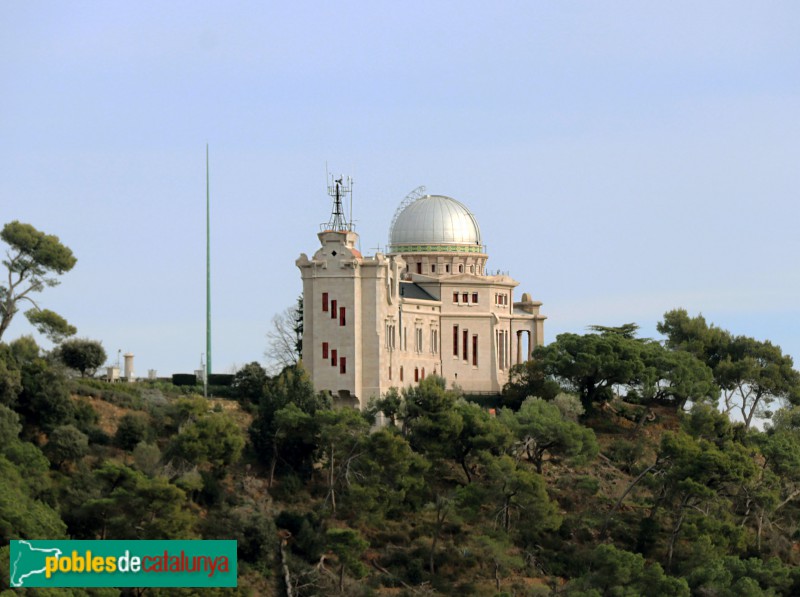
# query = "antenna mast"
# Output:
<box><xmin>324</xmin><ymin>174</ymin><xmax>354</xmax><ymax>232</ymax></box>
<box><xmin>206</xmin><ymin>144</ymin><xmax>212</xmax><ymax>383</ymax></box>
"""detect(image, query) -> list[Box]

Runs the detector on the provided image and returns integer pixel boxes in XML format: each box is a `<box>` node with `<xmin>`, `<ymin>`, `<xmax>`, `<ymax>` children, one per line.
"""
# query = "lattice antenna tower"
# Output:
<box><xmin>388</xmin><ymin>185</ymin><xmax>426</xmax><ymax>248</ymax></box>
<box><xmin>324</xmin><ymin>173</ymin><xmax>354</xmax><ymax>232</ymax></box>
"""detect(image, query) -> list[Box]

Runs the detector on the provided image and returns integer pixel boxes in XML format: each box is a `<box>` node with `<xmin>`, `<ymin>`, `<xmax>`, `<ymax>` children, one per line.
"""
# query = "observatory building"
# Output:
<box><xmin>296</xmin><ymin>182</ymin><xmax>546</xmax><ymax>408</ymax></box>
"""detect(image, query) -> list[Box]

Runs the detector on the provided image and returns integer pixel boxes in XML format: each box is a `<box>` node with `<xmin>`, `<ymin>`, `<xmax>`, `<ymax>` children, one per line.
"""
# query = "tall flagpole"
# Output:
<box><xmin>206</xmin><ymin>144</ymin><xmax>212</xmax><ymax>383</ymax></box>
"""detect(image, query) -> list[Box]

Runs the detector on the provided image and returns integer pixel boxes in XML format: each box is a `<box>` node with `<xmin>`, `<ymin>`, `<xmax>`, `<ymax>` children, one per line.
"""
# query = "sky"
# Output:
<box><xmin>1</xmin><ymin>1</ymin><xmax>798</xmax><ymax>377</ymax></box>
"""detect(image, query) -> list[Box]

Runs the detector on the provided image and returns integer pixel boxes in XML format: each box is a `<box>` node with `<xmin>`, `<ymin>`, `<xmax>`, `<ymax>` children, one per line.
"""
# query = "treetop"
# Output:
<box><xmin>2</xmin><ymin>220</ymin><xmax>77</xmax><ymax>275</ymax></box>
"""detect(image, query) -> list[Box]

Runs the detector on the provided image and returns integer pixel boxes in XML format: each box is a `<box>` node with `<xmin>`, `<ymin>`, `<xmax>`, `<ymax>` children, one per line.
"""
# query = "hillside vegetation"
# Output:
<box><xmin>2</xmin><ymin>311</ymin><xmax>800</xmax><ymax>596</ymax></box>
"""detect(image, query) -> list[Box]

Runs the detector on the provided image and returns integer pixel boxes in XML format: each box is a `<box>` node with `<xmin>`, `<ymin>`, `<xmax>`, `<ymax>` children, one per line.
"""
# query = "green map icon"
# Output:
<box><xmin>10</xmin><ymin>540</ymin><xmax>63</xmax><ymax>587</ymax></box>
<box><xmin>9</xmin><ymin>539</ymin><xmax>237</xmax><ymax>587</ymax></box>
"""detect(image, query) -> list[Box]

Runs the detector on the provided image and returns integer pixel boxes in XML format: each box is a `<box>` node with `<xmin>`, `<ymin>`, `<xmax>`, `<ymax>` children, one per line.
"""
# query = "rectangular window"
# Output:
<box><xmin>416</xmin><ymin>262</ymin><xmax>422</xmax><ymax>274</ymax></box>
<box><xmin>322</xmin><ymin>342</ymin><xmax>329</xmax><ymax>359</ymax></box>
<box><xmin>463</xmin><ymin>329</ymin><xmax>469</xmax><ymax>361</ymax></box>
<box><xmin>497</xmin><ymin>331</ymin><xmax>508</xmax><ymax>370</ymax></box>
<box><xmin>330</xmin><ymin>300</ymin><xmax>337</xmax><ymax>319</ymax></box>
<box><xmin>472</xmin><ymin>335</ymin><xmax>478</xmax><ymax>366</ymax></box>
<box><xmin>453</xmin><ymin>325</ymin><xmax>459</xmax><ymax>356</ymax></box>
<box><xmin>431</xmin><ymin>264</ymin><xmax>436</xmax><ymax>273</ymax></box>
<box><xmin>400</xmin><ymin>366</ymin><xmax>404</xmax><ymax>381</ymax></box>
<box><xmin>389</xmin><ymin>365</ymin><xmax>392</xmax><ymax>380</ymax></box>
<box><xmin>339</xmin><ymin>306</ymin><xmax>346</xmax><ymax>326</ymax></box>
<box><xmin>453</xmin><ymin>292</ymin><xmax>459</xmax><ymax>303</ymax></box>
<box><xmin>414</xmin><ymin>367</ymin><xmax>419</xmax><ymax>382</ymax></box>
<box><xmin>386</xmin><ymin>323</ymin><xmax>396</xmax><ymax>350</ymax></box>
<box><xmin>340</xmin><ymin>357</ymin><xmax>346</xmax><ymax>374</ymax></box>
<box><xmin>472</xmin><ymin>292</ymin><xmax>478</xmax><ymax>303</ymax></box>
<box><xmin>322</xmin><ymin>292</ymin><xmax>329</xmax><ymax>312</ymax></box>
<box><xmin>462</xmin><ymin>293</ymin><xmax>468</xmax><ymax>304</ymax></box>
<box><xmin>445</xmin><ymin>264</ymin><xmax>450</xmax><ymax>273</ymax></box>
<box><xmin>331</xmin><ymin>349</ymin><xmax>338</xmax><ymax>366</ymax></box>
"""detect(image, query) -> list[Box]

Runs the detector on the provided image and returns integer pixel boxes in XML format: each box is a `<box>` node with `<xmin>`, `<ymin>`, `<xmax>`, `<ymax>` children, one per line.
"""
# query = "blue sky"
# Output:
<box><xmin>1</xmin><ymin>1</ymin><xmax>798</xmax><ymax>376</ymax></box>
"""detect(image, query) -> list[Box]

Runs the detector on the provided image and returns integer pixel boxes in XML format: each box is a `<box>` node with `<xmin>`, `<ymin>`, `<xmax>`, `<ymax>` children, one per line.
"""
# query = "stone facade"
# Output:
<box><xmin>297</xmin><ymin>193</ymin><xmax>545</xmax><ymax>408</ymax></box>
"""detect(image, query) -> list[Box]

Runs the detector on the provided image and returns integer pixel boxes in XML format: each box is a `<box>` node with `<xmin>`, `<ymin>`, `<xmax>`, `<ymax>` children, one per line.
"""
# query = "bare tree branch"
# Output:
<box><xmin>265</xmin><ymin>302</ymin><xmax>302</xmax><ymax>374</ymax></box>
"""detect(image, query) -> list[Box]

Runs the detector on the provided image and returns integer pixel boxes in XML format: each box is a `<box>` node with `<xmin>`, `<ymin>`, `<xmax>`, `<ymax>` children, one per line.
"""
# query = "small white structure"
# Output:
<box><xmin>123</xmin><ymin>353</ymin><xmax>135</xmax><ymax>381</ymax></box>
<box><xmin>106</xmin><ymin>366</ymin><xmax>120</xmax><ymax>382</ymax></box>
<box><xmin>148</xmin><ymin>369</ymin><xmax>157</xmax><ymax>380</ymax></box>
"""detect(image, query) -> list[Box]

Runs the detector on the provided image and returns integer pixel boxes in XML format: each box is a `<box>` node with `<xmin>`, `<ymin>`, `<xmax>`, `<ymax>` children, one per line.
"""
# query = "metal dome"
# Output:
<box><xmin>389</xmin><ymin>195</ymin><xmax>483</xmax><ymax>252</ymax></box>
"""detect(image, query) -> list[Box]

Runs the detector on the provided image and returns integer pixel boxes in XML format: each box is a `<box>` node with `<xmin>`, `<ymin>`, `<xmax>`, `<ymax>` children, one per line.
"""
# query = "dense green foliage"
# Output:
<box><xmin>2</xmin><ymin>309</ymin><xmax>800</xmax><ymax>596</ymax></box>
<box><xmin>658</xmin><ymin>309</ymin><xmax>800</xmax><ymax>427</ymax></box>
<box><xmin>57</xmin><ymin>337</ymin><xmax>107</xmax><ymax>377</ymax></box>
<box><xmin>0</xmin><ymin>221</ymin><xmax>77</xmax><ymax>342</ymax></box>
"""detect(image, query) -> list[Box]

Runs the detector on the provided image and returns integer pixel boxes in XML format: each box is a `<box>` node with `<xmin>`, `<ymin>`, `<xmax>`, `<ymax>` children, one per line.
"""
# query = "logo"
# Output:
<box><xmin>10</xmin><ymin>540</ymin><xmax>237</xmax><ymax>588</ymax></box>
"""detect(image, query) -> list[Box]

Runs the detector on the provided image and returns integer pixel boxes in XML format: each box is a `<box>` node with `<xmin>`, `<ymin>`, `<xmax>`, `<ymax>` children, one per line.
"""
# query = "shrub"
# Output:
<box><xmin>45</xmin><ymin>424</ymin><xmax>88</xmax><ymax>468</ymax></box>
<box><xmin>87</xmin><ymin>427</ymin><xmax>111</xmax><ymax>446</ymax></box>
<box><xmin>73</xmin><ymin>398</ymin><xmax>99</xmax><ymax>433</ymax></box>
<box><xmin>114</xmin><ymin>413</ymin><xmax>149</xmax><ymax>450</ymax></box>
<box><xmin>606</xmin><ymin>438</ymin><xmax>644</xmax><ymax>474</ymax></box>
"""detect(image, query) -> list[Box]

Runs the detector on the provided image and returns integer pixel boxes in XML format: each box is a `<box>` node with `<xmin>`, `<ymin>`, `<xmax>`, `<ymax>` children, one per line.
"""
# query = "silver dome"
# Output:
<box><xmin>390</xmin><ymin>195</ymin><xmax>483</xmax><ymax>251</ymax></box>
